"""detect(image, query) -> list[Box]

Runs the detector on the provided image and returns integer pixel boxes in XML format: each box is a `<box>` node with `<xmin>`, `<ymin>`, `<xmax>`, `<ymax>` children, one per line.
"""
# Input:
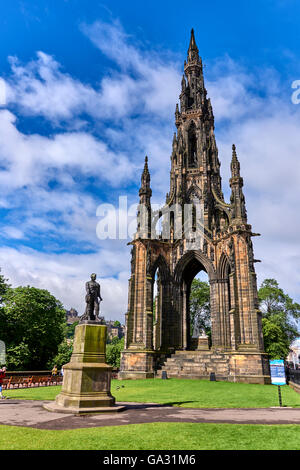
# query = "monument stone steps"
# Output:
<box><xmin>156</xmin><ymin>349</ymin><xmax>230</xmax><ymax>378</ymax></box>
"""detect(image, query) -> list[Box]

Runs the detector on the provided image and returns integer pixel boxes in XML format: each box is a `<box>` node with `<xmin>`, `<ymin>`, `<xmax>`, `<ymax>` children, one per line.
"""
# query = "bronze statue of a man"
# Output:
<box><xmin>81</xmin><ymin>273</ymin><xmax>103</xmax><ymax>322</ymax></box>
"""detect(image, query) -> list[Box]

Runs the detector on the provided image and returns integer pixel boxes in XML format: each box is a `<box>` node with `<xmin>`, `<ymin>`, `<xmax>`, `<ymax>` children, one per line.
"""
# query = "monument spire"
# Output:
<box><xmin>180</xmin><ymin>28</ymin><xmax>205</xmax><ymax>114</ymax></box>
<box><xmin>187</xmin><ymin>28</ymin><xmax>199</xmax><ymax>63</ymax></box>
<box><xmin>230</xmin><ymin>144</ymin><xmax>247</xmax><ymax>223</ymax></box>
<box><xmin>170</xmin><ymin>28</ymin><xmax>221</xmax><ymax>220</ymax></box>
<box><xmin>137</xmin><ymin>156</ymin><xmax>152</xmax><ymax>239</ymax></box>
<box><xmin>121</xmin><ymin>28</ymin><xmax>268</xmax><ymax>385</ymax></box>
<box><xmin>139</xmin><ymin>156</ymin><xmax>151</xmax><ymax>199</ymax></box>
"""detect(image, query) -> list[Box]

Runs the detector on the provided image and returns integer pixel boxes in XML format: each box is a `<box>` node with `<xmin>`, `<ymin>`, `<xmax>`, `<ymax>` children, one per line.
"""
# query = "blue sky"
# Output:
<box><xmin>0</xmin><ymin>0</ymin><xmax>300</xmax><ymax>320</ymax></box>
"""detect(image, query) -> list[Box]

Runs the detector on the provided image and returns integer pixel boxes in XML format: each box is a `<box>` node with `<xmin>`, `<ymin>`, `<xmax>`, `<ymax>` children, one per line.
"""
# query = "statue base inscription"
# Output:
<box><xmin>44</xmin><ymin>324</ymin><xmax>125</xmax><ymax>414</ymax></box>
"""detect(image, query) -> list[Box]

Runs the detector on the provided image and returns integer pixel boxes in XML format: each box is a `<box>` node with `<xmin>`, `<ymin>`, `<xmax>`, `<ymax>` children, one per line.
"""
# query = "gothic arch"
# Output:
<box><xmin>187</xmin><ymin>119</ymin><xmax>196</xmax><ymax>131</ymax></box>
<box><xmin>150</xmin><ymin>254</ymin><xmax>170</xmax><ymax>282</ymax></box>
<box><xmin>174</xmin><ymin>249</ymin><xmax>216</xmax><ymax>284</ymax></box>
<box><xmin>186</xmin><ymin>184</ymin><xmax>202</xmax><ymax>201</ymax></box>
<box><xmin>218</xmin><ymin>252</ymin><xmax>231</xmax><ymax>279</ymax></box>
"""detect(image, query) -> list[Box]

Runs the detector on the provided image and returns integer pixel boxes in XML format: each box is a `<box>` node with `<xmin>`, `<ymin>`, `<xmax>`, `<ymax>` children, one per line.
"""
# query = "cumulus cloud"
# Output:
<box><xmin>3</xmin><ymin>22</ymin><xmax>180</xmax><ymax>124</ymax></box>
<box><xmin>0</xmin><ymin>109</ymin><xmax>135</xmax><ymax>189</ymax></box>
<box><xmin>0</xmin><ymin>17</ymin><xmax>299</xmax><ymax>322</ymax></box>
<box><xmin>5</xmin><ymin>52</ymin><xmax>98</xmax><ymax>122</ymax></box>
<box><xmin>81</xmin><ymin>19</ymin><xmax>181</xmax><ymax>118</ymax></box>
<box><xmin>0</xmin><ymin>245</ymin><xmax>130</xmax><ymax>319</ymax></box>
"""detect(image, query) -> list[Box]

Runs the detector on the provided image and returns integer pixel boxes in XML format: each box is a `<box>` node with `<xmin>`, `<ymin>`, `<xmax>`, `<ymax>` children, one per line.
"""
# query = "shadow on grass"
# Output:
<box><xmin>162</xmin><ymin>401</ymin><xmax>197</xmax><ymax>407</ymax></box>
<box><xmin>119</xmin><ymin>401</ymin><xmax>196</xmax><ymax>409</ymax></box>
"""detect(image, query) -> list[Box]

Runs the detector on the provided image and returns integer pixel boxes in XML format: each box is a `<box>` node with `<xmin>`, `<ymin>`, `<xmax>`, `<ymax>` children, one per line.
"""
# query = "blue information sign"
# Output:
<box><xmin>269</xmin><ymin>359</ymin><xmax>286</xmax><ymax>386</ymax></box>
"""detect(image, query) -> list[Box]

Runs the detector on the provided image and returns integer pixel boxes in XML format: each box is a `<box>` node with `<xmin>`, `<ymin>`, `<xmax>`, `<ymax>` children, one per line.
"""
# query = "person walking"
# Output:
<box><xmin>0</xmin><ymin>366</ymin><xmax>7</xmax><ymax>399</ymax></box>
<box><xmin>51</xmin><ymin>365</ymin><xmax>58</xmax><ymax>376</ymax></box>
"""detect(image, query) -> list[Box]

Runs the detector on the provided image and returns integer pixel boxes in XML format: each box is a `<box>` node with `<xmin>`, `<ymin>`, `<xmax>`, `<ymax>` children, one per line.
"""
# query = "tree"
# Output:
<box><xmin>258</xmin><ymin>279</ymin><xmax>300</xmax><ymax>359</ymax></box>
<box><xmin>65</xmin><ymin>321</ymin><xmax>79</xmax><ymax>339</ymax></box>
<box><xmin>0</xmin><ymin>286</ymin><xmax>66</xmax><ymax>370</ymax></box>
<box><xmin>0</xmin><ymin>268</ymin><xmax>10</xmax><ymax>305</ymax></box>
<box><xmin>106</xmin><ymin>337</ymin><xmax>124</xmax><ymax>368</ymax></box>
<box><xmin>49</xmin><ymin>339</ymin><xmax>73</xmax><ymax>370</ymax></box>
<box><xmin>113</xmin><ymin>321</ymin><xmax>121</xmax><ymax>327</ymax></box>
<box><xmin>261</xmin><ymin>318</ymin><xmax>289</xmax><ymax>360</ymax></box>
<box><xmin>189</xmin><ymin>279</ymin><xmax>210</xmax><ymax>335</ymax></box>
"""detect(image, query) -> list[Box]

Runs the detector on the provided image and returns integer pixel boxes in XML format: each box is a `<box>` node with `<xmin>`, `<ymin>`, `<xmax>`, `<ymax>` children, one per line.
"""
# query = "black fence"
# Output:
<box><xmin>289</xmin><ymin>369</ymin><xmax>300</xmax><ymax>385</ymax></box>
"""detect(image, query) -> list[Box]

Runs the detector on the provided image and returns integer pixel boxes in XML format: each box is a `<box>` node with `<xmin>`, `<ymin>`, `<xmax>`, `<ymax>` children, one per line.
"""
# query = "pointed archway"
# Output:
<box><xmin>173</xmin><ymin>250</ymin><xmax>214</xmax><ymax>349</ymax></box>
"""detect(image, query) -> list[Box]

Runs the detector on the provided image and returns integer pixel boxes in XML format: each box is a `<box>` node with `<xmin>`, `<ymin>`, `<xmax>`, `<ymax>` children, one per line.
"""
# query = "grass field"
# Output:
<box><xmin>0</xmin><ymin>422</ymin><xmax>300</xmax><ymax>450</ymax></box>
<box><xmin>4</xmin><ymin>378</ymin><xmax>300</xmax><ymax>408</ymax></box>
<box><xmin>2</xmin><ymin>379</ymin><xmax>300</xmax><ymax>450</ymax></box>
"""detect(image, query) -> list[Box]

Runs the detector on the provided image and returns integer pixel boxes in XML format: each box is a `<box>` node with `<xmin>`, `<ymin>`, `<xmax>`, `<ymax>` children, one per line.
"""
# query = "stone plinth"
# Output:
<box><xmin>119</xmin><ymin>350</ymin><xmax>156</xmax><ymax>379</ymax></box>
<box><xmin>44</xmin><ymin>323</ymin><xmax>125</xmax><ymax>414</ymax></box>
<box><xmin>191</xmin><ymin>335</ymin><xmax>210</xmax><ymax>351</ymax></box>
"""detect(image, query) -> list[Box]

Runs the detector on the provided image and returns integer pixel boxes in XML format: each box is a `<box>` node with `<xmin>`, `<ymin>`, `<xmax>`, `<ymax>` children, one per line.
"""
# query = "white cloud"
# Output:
<box><xmin>2</xmin><ymin>226</ymin><xmax>24</xmax><ymax>240</ymax></box>
<box><xmin>83</xmin><ymin>20</ymin><xmax>181</xmax><ymax>119</ymax></box>
<box><xmin>0</xmin><ymin>245</ymin><xmax>130</xmax><ymax>320</ymax></box>
<box><xmin>5</xmin><ymin>52</ymin><xmax>99</xmax><ymax>122</ymax></box>
<box><xmin>4</xmin><ymin>23</ymin><xmax>181</xmax><ymax>124</ymax></box>
<box><xmin>0</xmin><ymin>17</ymin><xmax>299</xmax><ymax>323</ymax></box>
<box><xmin>0</xmin><ymin>109</ymin><xmax>135</xmax><ymax>189</ymax></box>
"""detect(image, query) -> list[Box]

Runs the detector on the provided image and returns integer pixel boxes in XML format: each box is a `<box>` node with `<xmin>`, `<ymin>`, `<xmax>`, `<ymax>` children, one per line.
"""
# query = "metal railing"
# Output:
<box><xmin>289</xmin><ymin>369</ymin><xmax>300</xmax><ymax>385</ymax></box>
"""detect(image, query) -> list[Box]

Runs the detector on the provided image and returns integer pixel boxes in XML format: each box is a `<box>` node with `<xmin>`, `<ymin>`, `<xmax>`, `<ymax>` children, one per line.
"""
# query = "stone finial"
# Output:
<box><xmin>231</xmin><ymin>144</ymin><xmax>240</xmax><ymax>177</ymax></box>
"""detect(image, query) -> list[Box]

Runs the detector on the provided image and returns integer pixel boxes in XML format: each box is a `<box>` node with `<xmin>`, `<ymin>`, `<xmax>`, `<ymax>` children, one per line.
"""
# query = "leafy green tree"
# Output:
<box><xmin>189</xmin><ymin>279</ymin><xmax>210</xmax><ymax>335</ymax></box>
<box><xmin>113</xmin><ymin>321</ymin><xmax>121</xmax><ymax>327</ymax></box>
<box><xmin>106</xmin><ymin>336</ymin><xmax>124</xmax><ymax>368</ymax></box>
<box><xmin>49</xmin><ymin>339</ymin><xmax>73</xmax><ymax>370</ymax></box>
<box><xmin>258</xmin><ymin>279</ymin><xmax>300</xmax><ymax>359</ymax></box>
<box><xmin>65</xmin><ymin>321</ymin><xmax>79</xmax><ymax>339</ymax></box>
<box><xmin>0</xmin><ymin>268</ymin><xmax>10</xmax><ymax>300</ymax></box>
<box><xmin>0</xmin><ymin>286</ymin><xmax>66</xmax><ymax>370</ymax></box>
<box><xmin>5</xmin><ymin>342</ymin><xmax>31</xmax><ymax>370</ymax></box>
<box><xmin>261</xmin><ymin>318</ymin><xmax>289</xmax><ymax>360</ymax></box>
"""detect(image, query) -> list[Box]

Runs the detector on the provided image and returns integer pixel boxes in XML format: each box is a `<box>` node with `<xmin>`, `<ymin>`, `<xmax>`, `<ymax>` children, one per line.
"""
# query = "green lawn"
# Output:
<box><xmin>5</xmin><ymin>378</ymin><xmax>300</xmax><ymax>408</ymax></box>
<box><xmin>0</xmin><ymin>422</ymin><xmax>300</xmax><ymax>450</ymax></box>
<box><xmin>2</xmin><ymin>379</ymin><xmax>300</xmax><ymax>450</ymax></box>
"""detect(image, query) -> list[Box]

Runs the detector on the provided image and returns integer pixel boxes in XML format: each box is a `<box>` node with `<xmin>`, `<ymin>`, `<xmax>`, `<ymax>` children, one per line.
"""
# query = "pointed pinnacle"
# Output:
<box><xmin>232</xmin><ymin>144</ymin><xmax>238</xmax><ymax>161</ymax></box>
<box><xmin>231</xmin><ymin>144</ymin><xmax>241</xmax><ymax>176</ymax></box>
<box><xmin>141</xmin><ymin>155</ymin><xmax>150</xmax><ymax>188</ymax></box>
<box><xmin>143</xmin><ymin>155</ymin><xmax>149</xmax><ymax>172</ymax></box>
<box><xmin>186</xmin><ymin>29</ymin><xmax>199</xmax><ymax>66</ymax></box>
<box><xmin>188</xmin><ymin>28</ymin><xmax>199</xmax><ymax>57</ymax></box>
<box><xmin>189</xmin><ymin>29</ymin><xmax>197</xmax><ymax>49</ymax></box>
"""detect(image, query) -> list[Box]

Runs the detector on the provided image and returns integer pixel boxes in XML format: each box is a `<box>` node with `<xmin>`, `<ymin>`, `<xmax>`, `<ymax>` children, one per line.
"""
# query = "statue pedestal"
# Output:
<box><xmin>191</xmin><ymin>335</ymin><xmax>209</xmax><ymax>351</ymax></box>
<box><xmin>44</xmin><ymin>324</ymin><xmax>125</xmax><ymax>414</ymax></box>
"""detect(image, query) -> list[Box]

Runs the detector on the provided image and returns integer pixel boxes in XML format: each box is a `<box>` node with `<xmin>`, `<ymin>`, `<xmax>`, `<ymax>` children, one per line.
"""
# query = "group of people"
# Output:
<box><xmin>51</xmin><ymin>365</ymin><xmax>64</xmax><ymax>377</ymax></box>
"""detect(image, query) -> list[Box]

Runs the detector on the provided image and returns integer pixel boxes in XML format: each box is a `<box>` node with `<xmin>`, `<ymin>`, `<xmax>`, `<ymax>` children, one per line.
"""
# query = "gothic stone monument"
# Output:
<box><xmin>44</xmin><ymin>274</ymin><xmax>125</xmax><ymax>414</ymax></box>
<box><xmin>120</xmin><ymin>30</ymin><xmax>271</xmax><ymax>384</ymax></box>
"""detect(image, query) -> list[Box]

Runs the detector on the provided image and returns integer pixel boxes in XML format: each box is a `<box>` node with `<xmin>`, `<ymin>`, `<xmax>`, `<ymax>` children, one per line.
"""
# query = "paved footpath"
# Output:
<box><xmin>0</xmin><ymin>400</ymin><xmax>300</xmax><ymax>430</ymax></box>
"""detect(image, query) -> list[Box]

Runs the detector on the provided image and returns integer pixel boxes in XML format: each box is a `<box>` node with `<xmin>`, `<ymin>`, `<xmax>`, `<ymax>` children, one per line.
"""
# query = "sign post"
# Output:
<box><xmin>269</xmin><ymin>359</ymin><xmax>286</xmax><ymax>407</ymax></box>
